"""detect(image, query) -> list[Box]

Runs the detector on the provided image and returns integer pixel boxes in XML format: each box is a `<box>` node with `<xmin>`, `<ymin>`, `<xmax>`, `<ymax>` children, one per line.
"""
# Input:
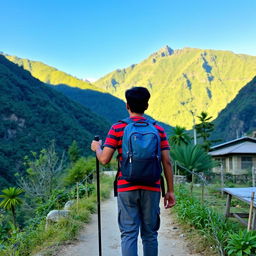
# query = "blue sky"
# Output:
<box><xmin>1</xmin><ymin>0</ymin><xmax>255</xmax><ymax>80</ymax></box>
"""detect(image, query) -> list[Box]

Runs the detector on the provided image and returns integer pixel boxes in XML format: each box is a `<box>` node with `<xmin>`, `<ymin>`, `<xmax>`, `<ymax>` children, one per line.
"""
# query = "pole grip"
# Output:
<box><xmin>94</xmin><ymin>135</ymin><xmax>100</xmax><ymax>141</ymax></box>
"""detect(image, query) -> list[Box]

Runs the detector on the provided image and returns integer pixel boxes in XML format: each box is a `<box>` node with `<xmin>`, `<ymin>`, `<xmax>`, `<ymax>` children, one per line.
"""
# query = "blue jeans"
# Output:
<box><xmin>117</xmin><ymin>190</ymin><xmax>161</xmax><ymax>256</ymax></box>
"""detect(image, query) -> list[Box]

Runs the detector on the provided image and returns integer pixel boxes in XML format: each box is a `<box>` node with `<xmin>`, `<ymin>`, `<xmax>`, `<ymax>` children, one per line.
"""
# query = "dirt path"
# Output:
<box><xmin>59</xmin><ymin>195</ymin><xmax>201</xmax><ymax>256</ymax></box>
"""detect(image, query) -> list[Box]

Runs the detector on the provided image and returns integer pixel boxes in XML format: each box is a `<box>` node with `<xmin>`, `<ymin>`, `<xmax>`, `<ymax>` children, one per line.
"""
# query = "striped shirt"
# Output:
<box><xmin>104</xmin><ymin>116</ymin><xmax>170</xmax><ymax>192</ymax></box>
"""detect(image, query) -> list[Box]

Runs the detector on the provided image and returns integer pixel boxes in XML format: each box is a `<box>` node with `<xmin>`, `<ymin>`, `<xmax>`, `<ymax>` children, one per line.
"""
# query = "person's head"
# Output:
<box><xmin>125</xmin><ymin>87</ymin><xmax>150</xmax><ymax>114</ymax></box>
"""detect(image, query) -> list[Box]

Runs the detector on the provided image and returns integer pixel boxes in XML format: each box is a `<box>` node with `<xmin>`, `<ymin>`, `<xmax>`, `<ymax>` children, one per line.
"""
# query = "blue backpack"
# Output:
<box><xmin>120</xmin><ymin>118</ymin><xmax>162</xmax><ymax>184</ymax></box>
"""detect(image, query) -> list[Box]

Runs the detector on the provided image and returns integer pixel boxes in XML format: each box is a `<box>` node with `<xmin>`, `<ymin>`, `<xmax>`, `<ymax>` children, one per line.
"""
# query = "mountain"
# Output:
<box><xmin>5</xmin><ymin>54</ymin><xmax>171</xmax><ymax>130</ymax></box>
<box><xmin>5</xmin><ymin>54</ymin><xmax>131</xmax><ymax>123</ymax></box>
<box><xmin>50</xmin><ymin>85</ymin><xmax>128</xmax><ymax>124</ymax></box>
<box><xmin>94</xmin><ymin>46</ymin><xmax>256</xmax><ymax>129</ymax></box>
<box><xmin>5</xmin><ymin>54</ymin><xmax>102</xmax><ymax>91</ymax></box>
<box><xmin>212</xmin><ymin>76</ymin><xmax>256</xmax><ymax>141</ymax></box>
<box><xmin>0</xmin><ymin>55</ymin><xmax>110</xmax><ymax>187</ymax></box>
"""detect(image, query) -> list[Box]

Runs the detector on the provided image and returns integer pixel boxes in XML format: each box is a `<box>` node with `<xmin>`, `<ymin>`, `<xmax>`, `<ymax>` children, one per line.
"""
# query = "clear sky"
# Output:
<box><xmin>1</xmin><ymin>0</ymin><xmax>255</xmax><ymax>80</ymax></box>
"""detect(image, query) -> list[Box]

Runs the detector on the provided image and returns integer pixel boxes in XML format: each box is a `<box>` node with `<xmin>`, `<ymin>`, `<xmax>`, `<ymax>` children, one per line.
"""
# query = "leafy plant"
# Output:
<box><xmin>0</xmin><ymin>187</ymin><xmax>24</xmax><ymax>228</ymax></box>
<box><xmin>226</xmin><ymin>230</ymin><xmax>256</xmax><ymax>256</ymax></box>
<box><xmin>64</xmin><ymin>157</ymin><xmax>95</xmax><ymax>186</ymax></box>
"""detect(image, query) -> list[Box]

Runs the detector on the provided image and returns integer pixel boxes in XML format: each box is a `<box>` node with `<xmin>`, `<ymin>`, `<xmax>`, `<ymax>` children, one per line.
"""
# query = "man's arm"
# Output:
<box><xmin>91</xmin><ymin>140</ymin><xmax>115</xmax><ymax>165</ymax></box>
<box><xmin>161</xmin><ymin>149</ymin><xmax>176</xmax><ymax>209</ymax></box>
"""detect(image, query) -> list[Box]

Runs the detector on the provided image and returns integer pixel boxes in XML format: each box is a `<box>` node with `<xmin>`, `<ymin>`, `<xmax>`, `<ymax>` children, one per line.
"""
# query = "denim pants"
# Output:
<box><xmin>117</xmin><ymin>190</ymin><xmax>161</xmax><ymax>256</ymax></box>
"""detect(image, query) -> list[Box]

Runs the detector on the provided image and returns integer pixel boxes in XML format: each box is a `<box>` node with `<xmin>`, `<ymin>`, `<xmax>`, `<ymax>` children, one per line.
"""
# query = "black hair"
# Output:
<box><xmin>125</xmin><ymin>87</ymin><xmax>150</xmax><ymax>114</ymax></box>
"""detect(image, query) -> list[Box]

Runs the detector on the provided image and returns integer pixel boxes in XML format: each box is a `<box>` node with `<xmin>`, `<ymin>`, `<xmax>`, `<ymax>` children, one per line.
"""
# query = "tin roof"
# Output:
<box><xmin>209</xmin><ymin>141</ymin><xmax>256</xmax><ymax>156</ymax></box>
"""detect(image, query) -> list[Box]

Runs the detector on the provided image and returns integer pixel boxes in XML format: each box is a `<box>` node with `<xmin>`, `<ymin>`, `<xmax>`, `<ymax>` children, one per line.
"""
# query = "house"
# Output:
<box><xmin>209</xmin><ymin>136</ymin><xmax>256</xmax><ymax>175</ymax></box>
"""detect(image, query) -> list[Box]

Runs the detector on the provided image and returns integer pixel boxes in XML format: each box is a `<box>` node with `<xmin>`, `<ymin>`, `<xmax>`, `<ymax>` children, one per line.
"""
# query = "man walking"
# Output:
<box><xmin>91</xmin><ymin>87</ymin><xmax>175</xmax><ymax>256</ymax></box>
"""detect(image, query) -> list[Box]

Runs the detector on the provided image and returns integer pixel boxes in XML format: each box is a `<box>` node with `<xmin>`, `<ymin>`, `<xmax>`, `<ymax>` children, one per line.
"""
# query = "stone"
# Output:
<box><xmin>45</xmin><ymin>210</ymin><xmax>70</xmax><ymax>229</ymax></box>
<box><xmin>64</xmin><ymin>200</ymin><xmax>75</xmax><ymax>210</ymax></box>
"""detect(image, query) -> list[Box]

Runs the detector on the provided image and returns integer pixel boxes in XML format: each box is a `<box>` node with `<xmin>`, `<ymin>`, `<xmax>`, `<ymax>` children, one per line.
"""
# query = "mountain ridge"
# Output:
<box><xmin>4</xmin><ymin>54</ymin><xmax>103</xmax><ymax>91</ymax></box>
<box><xmin>94</xmin><ymin>46</ymin><xmax>256</xmax><ymax>129</ymax></box>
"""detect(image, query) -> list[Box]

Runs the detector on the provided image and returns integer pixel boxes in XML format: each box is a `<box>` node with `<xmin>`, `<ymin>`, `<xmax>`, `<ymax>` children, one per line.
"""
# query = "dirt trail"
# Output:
<box><xmin>59</xmin><ymin>195</ymin><xmax>201</xmax><ymax>256</ymax></box>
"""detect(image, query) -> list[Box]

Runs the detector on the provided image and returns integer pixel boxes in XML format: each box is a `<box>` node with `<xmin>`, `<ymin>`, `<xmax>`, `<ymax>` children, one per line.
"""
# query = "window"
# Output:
<box><xmin>241</xmin><ymin>156</ymin><xmax>252</xmax><ymax>169</ymax></box>
<box><xmin>216</xmin><ymin>157</ymin><xmax>226</xmax><ymax>169</ymax></box>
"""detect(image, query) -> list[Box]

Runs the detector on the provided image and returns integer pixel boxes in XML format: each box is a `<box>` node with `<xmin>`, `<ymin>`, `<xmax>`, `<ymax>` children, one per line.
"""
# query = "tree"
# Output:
<box><xmin>169</xmin><ymin>126</ymin><xmax>191</xmax><ymax>146</ymax></box>
<box><xmin>170</xmin><ymin>144</ymin><xmax>216</xmax><ymax>193</ymax></box>
<box><xmin>18</xmin><ymin>141</ymin><xmax>65</xmax><ymax>202</ymax></box>
<box><xmin>195</xmin><ymin>111</ymin><xmax>215</xmax><ymax>151</ymax></box>
<box><xmin>0</xmin><ymin>187</ymin><xmax>24</xmax><ymax>228</ymax></box>
<box><xmin>68</xmin><ymin>140</ymin><xmax>81</xmax><ymax>163</ymax></box>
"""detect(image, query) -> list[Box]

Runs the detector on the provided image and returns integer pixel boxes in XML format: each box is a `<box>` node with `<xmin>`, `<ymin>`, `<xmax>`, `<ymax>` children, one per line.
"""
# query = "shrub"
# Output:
<box><xmin>64</xmin><ymin>157</ymin><xmax>95</xmax><ymax>186</ymax></box>
<box><xmin>226</xmin><ymin>230</ymin><xmax>256</xmax><ymax>256</ymax></box>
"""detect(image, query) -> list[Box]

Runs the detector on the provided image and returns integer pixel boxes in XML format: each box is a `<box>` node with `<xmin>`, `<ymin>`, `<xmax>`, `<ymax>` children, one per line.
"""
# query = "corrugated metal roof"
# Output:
<box><xmin>209</xmin><ymin>141</ymin><xmax>256</xmax><ymax>156</ymax></box>
<box><xmin>210</xmin><ymin>136</ymin><xmax>256</xmax><ymax>151</ymax></box>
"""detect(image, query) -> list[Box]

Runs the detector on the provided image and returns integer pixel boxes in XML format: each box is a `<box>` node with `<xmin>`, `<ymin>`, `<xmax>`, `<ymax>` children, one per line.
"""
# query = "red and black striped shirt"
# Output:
<box><xmin>104</xmin><ymin>116</ymin><xmax>170</xmax><ymax>192</ymax></box>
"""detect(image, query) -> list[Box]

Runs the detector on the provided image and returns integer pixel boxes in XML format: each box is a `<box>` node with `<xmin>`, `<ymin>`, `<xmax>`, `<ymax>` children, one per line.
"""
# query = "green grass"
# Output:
<box><xmin>173</xmin><ymin>183</ymin><xmax>256</xmax><ymax>255</ymax></box>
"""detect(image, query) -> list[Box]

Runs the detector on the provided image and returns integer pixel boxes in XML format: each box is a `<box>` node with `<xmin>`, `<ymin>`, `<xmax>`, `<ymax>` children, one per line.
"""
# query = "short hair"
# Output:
<box><xmin>125</xmin><ymin>87</ymin><xmax>150</xmax><ymax>114</ymax></box>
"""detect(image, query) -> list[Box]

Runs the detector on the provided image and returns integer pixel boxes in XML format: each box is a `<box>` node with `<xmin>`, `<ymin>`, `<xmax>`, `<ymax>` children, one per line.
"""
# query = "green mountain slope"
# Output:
<box><xmin>4</xmin><ymin>54</ymin><xmax>133</xmax><ymax>124</ymax></box>
<box><xmin>51</xmin><ymin>85</ymin><xmax>172</xmax><ymax>133</ymax></box>
<box><xmin>0</xmin><ymin>55</ymin><xmax>110</xmax><ymax>187</ymax></box>
<box><xmin>51</xmin><ymin>84</ymin><xmax>128</xmax><ymax>123</ymax></box>
<box><xmin>5</xmin><ymin>54</ymin><xmax>102</xmax><ymax>91</ymax></box>
<box><xmin>94</xmin><ymin>46</ymin><xmax>256</xmax><ymax>129</ymax></box>
<box><xmin>212</xmin><ymin>76</ymin><xmax>256</xmax><ymax>141</ymax></box>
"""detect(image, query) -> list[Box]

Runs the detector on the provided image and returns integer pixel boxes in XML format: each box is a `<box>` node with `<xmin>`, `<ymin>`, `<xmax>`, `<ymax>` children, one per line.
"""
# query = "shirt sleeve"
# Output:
<box><xmin>103</xmin><ymin>125</ymin><xmax>118</xmax><ymax>150</ymax></box>
<box><xmin>155</xmin><ymin>124</ymin><xmax>170</xmax><ymax>151</ymax></box>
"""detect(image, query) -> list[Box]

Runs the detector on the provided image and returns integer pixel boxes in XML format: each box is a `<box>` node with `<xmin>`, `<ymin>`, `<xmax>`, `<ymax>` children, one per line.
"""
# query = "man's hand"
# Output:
<box><xmin>164</xmin><ymin>191</ymin><xmax>176</xmax><ymax>209</ymax></box>
<box><xmin>91</xmin><ymin>140</ymin><xmax>102</xmax><ymax>152</ymax></box>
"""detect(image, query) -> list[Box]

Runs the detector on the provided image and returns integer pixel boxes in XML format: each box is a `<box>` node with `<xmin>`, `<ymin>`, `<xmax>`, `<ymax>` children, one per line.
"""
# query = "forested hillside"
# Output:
<box><xmin>5</xmin><ymin>54</ymin><xmax>131</xmax><ymax>123</ymax></box>
<box><xmin>5</xmin><ymin>54</ymin><xmax>102</xmax><ymax>91</ymax></box>
<box><xmin>0</xmin><ymin>55</ymin><xmax>110</xmax><ymax>187</ymax></box>
<box><xmin>52</xmin><ymin>85</ymin><xmax>128</xmax><ymax>123</ymax></box>
<box><xmin>94</xmin><ymin>46</ymin><xmax>256</xmax><ymax>129</ymax></box>
<box><xmin>212</xmin><ymin>76</ymin><xmax>256</xmax><ymax>141</ymax></box>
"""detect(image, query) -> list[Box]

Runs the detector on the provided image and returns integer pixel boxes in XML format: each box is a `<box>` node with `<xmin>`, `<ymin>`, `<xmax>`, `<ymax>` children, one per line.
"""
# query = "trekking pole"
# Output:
<box><xmin>94</xmin><ymin>135</ymin><xmax>102</xmax><ymax>256</ymax></box>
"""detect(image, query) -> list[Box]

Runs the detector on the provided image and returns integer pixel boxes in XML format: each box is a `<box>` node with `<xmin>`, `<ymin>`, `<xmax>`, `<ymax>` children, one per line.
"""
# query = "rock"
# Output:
<box><xmin>64</xmin><ymin>200</ymin><xmax>75</xmax><ymax>210</ymax></box>
<box><xmin>45</xmin><ymin>210</ymin><xmax>70</xmax><ymax>229</ymax></box>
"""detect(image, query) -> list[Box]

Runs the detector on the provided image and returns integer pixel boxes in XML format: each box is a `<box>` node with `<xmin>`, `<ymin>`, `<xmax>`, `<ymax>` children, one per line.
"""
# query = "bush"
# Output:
<box><xmin>64</xmin><ymin>157</ymin><xmax>95</xmax><ymax>186</ymax></box>
<box><xmin>226</xmin><ymin>230</ymin><xmax>256</xmax><ymax>256</ymax></box>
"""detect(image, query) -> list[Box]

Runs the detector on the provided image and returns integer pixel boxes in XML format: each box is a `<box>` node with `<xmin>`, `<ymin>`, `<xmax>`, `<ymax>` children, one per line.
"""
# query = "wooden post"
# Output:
<box><xmin>221</xmin><ymin>164</ymin><xmax>224</xmax><ymax>198</ymax></box>
<box><xmin>201</xmin><ymin>172</ymin><xmax>205</xmax><ymax>203</ymax></box>
<box><xmin>252</xmin><ymin>167</ymin><xmax>255</xmax><ymax>187</ymax></box>
<box><xmin>252</xmin><ymin>209</ymin><xmax>256</xmax><ymax>230</ymax></box>
<box><xmin>85</xmin><ymin>179</ymin><xmax>88</xmax><ymax>198</ymax></box>
<box><xmin>247</xmin><ymin>192</ymin><xmax>255</xmax><ymax>231</ymax></box>
<box><xmin>190</xmin><ymin>172</ymin><xmax>195</xmax><ymax>194</ymax></box>
<box><xmin>76</xmin><ymin>182</ymin><xmax>79</xmax><ymax>211</ymax></box>
<box><xmin>225</xmin><ymin>194</ymin><xmax>232</xmax><ymax>218</ymax></box>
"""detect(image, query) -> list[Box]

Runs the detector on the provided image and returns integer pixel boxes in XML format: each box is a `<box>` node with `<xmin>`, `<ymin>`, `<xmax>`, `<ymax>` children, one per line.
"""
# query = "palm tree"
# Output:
<box><xmin>195</xmin><ymin>111</ymin><xmax>214</xmax><ymax>151</ymax></box>
<box><xmin>169</xmin><ymin>126</ymin><xmax>191</xmax><ymax>146</ymax></box>
<box><xmin>0</xmin><ymin>187</ymin><xmax>24</xmax><ymax>228</ymax></box>
<box><xmin>170</xmin><ymin>144</ymin><xmax>216</xmax><ymax>194</ymax></box>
